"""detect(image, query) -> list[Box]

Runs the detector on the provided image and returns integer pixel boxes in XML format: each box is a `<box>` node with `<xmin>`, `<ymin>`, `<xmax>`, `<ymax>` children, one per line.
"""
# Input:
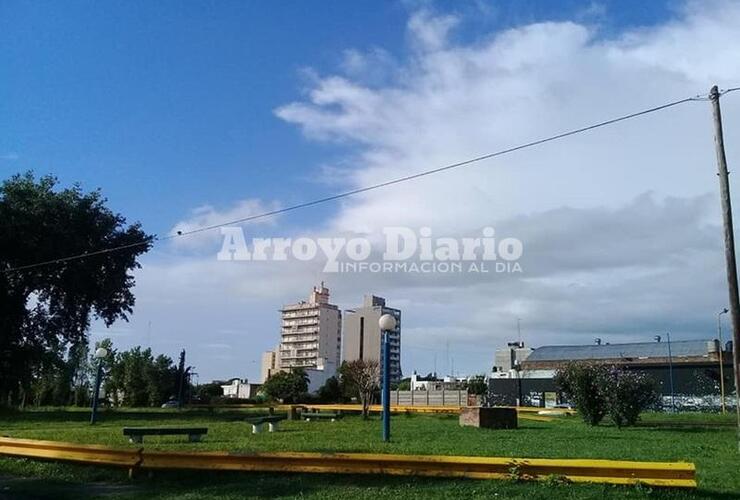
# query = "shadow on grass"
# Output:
<box><xmin>1</xmin><ymin>410</ymin><xmax>277</xmax><ymax>425</ymax></box>
<box><xmin>0</xmin><ymin>474</ymin><xmax>139</xmax><ymax>500</ymax></box>
<box><xmin>128</xmin><ymin>469</ymin><xmax>740</xmax><ymax>500</ymax></box>
<box><xmin>1</xmin><ymin>459</ymin><xmax>738</xmax><ymax>500</ymax></box>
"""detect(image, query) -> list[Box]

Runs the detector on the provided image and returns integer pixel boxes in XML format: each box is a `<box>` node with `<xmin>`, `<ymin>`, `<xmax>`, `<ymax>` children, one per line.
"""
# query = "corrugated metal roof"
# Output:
<box><xmin>526</xmin><ymin>339</ymin><xmax>714</xmax><ymax>362</ymax></box>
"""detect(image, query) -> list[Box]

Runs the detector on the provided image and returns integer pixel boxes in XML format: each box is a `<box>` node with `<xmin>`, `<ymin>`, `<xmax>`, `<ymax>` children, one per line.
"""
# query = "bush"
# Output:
<box><xmin>464</xmin><ymin>375</ymin><xmax>488</xmax><ymax>396</ymax></box>
<box><xmin>602</xmin><ymin>368</ymin><xmax>659</xmax><ymax>428</ymax></box>
<box><xmin>554</xmin><ymin>362</ymin><xmax>609</xmax><ymax>425</ymax></box>
<box><xmin>555</xmin><ymin>362</ymin><xmax>659</xmax><ymax>427</ymax></box>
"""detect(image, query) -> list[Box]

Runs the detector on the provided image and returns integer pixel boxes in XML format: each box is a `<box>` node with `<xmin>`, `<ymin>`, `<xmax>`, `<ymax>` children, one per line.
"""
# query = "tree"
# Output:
<box><xmin>262</xmin><ymin>369</ymin><xmax>309</xmax><ymax>403</ymax></box>
<box><xmin>146</xmin><ymin>354</ymin><xmax>177</xmax><ymax>406</ymax></box>
<box><xmin>194</xmin><ymin>382</ymin><xmax>225</xmax><ymax>403</ymax></box>
<box><xmin>119</xmin><ymin>347</ymin><xmax>151</xmax><ymax>406</ymax></box>
<box><xmin>463</xmin><ymin>375</ymin><xmax>488</xmax><ymax>396</ymax></box>
<box><xmin>340</xmin><ymin>359</ymin><xmax>380</xmax><ymax>419</ymax></box>
<box><xmin>554</xmin><ymin>362</ymin><xmax>608</xmax><ymax>426</ymax></box>
<box><xmin>68</xmin><ymin>341</ymin><xmax>91</xmax><ymax>407</ymax></box>
<box><xmin>396</xmin><ymin>378</ymin><xmax>411</xmax><ymax>391</ymax></box>
<box><xmin>0</xmin><ymin>173</ymin><xmax>152</xmax><ymax>406</ymax></box>
<box><xmin>317</xmin><ymin>376</ymin><xmax>342</xmax><ymax>403</ymax></box>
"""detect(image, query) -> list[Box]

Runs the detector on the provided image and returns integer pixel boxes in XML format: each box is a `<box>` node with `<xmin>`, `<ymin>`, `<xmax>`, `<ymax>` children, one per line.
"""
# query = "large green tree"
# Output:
<box><xmin>0</xmin><ymin>173</ymin><xmax>153</xmax><ymax>405</ymax></box>
<box><xmin>262</xmin><ymin>369</ymin><xmax>309</xmax><ymax>403</ymax></box>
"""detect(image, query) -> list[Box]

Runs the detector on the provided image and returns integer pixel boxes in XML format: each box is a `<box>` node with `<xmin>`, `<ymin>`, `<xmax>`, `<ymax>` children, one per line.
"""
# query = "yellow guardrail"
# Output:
<box><xmin>188</xmin><ymin>403</ymin><xmax>575</xmax><ymax>417</ymax></box>
<box><xmin>298</xmin><ymin>404</ymin><xmax>570</xmax><ymax>420</ymax></box>
<box><xmin>0</xmin><ymin>437</ymin><xmax>695</xmax><ymax>488</ymax></box>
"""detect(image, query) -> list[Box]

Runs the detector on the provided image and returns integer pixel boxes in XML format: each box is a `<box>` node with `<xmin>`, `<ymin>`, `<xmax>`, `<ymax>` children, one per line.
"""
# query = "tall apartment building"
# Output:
<box><xmin>277</xmin><ymin>283</ymin><xmax>341</xmax><ymax>377</ymax></box>
<box><xmin>342</xmin><ymin>295</ymin><xmax>402</xmax><ymax>382</ymax></box>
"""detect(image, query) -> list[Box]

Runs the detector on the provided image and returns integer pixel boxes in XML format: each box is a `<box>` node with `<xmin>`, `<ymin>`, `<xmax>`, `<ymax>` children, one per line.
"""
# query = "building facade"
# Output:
<box><xmin>343</xmin><ymin>295</ymin><xmax>402</xmax><ymax>383</ymax></box>
<box><xmin>260</xmin><ymin>350</ymin><xmax>277</xmax><ymax>384</ymax></box>
<box><xmin>277</xmin><ymin>283</ymin><xmax>341</xmax><ymax>376</ymax></box>
<box><xmin>492</xmin><ymin>341</ymin><xmax>533</xmax><ymax>377</ymax></box>
<box><xmin>487</xmin><ymin>338</ymin><xmax>736</xmax><ymax>410</ymax></box>
<box><xmin>220</xmin><ymin>378</ymin><xmax>261</xmax><ymax>399</ymax></box>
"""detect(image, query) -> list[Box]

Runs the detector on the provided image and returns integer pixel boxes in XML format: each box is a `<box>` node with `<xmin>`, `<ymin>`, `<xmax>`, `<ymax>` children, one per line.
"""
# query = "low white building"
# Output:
<box><xmin>220</xmin><ymin>378</ymin><xmax>261</xmax><ymax>399</ymax></box>
<box><xmin>410</xmin><ymin>373</ymin><xmax>468</xmax><ymax>391</ymax></box>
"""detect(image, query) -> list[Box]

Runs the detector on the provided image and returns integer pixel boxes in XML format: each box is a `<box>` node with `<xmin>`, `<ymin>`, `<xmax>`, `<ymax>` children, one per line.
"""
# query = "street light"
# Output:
<box><xmin>718</xmin><ymin>308</ymin><xmax>729</xmax><ymax>414</ymax></box>
<box><xmin>513</xmin><ymin>361</ymin><xmax>523</xmax><ymax>407</ymax></box>
<box><xmin>654</xmin><ymin>334</ymin><xmax>675</xmax><ymax>412</ymax></box>
<box><xmin>90</xmin><ymin>347</ymin><xmax>108</xmax><ymax>425</ymax></box>
<box><xmin>378</xmin><ymin>314</ymin><xmax>397</xmax><ymax>442</ymax></box>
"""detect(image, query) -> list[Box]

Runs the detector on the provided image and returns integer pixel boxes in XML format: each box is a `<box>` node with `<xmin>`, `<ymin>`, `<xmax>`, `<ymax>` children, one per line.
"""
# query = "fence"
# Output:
<box><xmin>0</xmin><ymin>436</ymin><xmax>696</xmax><ymax>488</ymax></box>
<box><xmin>392</xmin><ymin>389</ymin><xmax>469</xmax><ymax>406</ymax></box>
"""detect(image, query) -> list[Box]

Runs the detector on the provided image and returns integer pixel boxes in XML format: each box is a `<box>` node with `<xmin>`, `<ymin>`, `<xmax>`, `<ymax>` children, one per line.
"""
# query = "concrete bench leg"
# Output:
<box><xmin>252</xmin><ymin>424</ymin><xmax>263</xmax><ymax>434</ymax></box>
<box><xmin>268</xmin><ymin>422</ymin><xmax>279</xmax><ymax>432</ymax></box>
<box><xmin>188</xmin><ymin>434</ymin><xmax>201</xmax><ymax>442</ymax></box>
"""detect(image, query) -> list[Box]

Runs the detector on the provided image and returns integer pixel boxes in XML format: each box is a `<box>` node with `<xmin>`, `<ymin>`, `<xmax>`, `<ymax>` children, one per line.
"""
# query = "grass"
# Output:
<box><xmin>0</xmin><ymin>408</ymin><xmax>738</xmax><ymax>499</ymax></box>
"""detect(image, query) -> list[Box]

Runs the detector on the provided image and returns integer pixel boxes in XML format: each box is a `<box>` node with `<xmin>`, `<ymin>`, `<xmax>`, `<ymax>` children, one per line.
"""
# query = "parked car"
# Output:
<box><xmin>161</xmin><ymin>400</ymin><xmax>179</xmax><ymax>409</ymax></box>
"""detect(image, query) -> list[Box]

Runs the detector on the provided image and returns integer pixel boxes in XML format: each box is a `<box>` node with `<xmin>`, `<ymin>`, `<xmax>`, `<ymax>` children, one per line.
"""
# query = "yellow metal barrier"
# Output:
<box><xmin>0</xmin><ymin>437</ymin><xmax>695</xmax><ymax>488</ymax></box>
<box><xmin>299</xmin><ymin>404</ymin><xmax>564</xmax><ymax>420</ymax></box>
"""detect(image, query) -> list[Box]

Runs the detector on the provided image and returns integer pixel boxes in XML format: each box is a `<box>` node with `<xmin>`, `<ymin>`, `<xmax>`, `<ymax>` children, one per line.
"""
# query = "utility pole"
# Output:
<box><xmin>718</xmin><ymin>308</ymin><xmax>729</xmax><ymax>414</ymax></box>
<box><xmin>709</xmin><ymin>85</ymin><xmax>740</xmax><ymax>449</ymax></box>
<box><xmin>176</xmin><ymin>349</ymin><xmax>186</xmax><ymax>409</ymax></box>
<box><xmin>667</xmin><ymin>333</ymin><xmax>675</xmax><ymax>411</ymax></box>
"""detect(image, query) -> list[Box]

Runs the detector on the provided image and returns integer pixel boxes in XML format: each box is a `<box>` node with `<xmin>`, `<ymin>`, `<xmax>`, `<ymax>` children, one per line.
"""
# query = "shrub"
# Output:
<box><xmin>602</xmin><ymin>368</ymin><xmax>659</xmax><ymax>428</ymax></box>
<box><xmin>554</xmin><ymin>362</ymin><xmax>609</xmax><ymax>425</ymax></box>
<box><xmin>555</xmin><ymin>362</ymin><xmax>659</xmax><ymax>428</ymax></box>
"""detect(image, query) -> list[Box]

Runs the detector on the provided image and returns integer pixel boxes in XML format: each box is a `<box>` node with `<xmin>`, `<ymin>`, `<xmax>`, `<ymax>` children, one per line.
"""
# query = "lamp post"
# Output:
<box><xmin>90</xmin><ymin>347</ymin><xmax>108</xmax><ymax>425</ymax></box>
<box><xmin>655</xmin><ymin>334</ymin><xmax>675</xmax><ymax>411</ymax></box>
<box><xmin>378</xmin><ymin>314</ymin><xmax>396</xmax><ymax>442</ymax></box>
<box><xmin>718</xmin><ymin>308</ymin><xmax>729</xmax><ymax>414</ymax></box>
<box><xmin>514</xmin><ymin>361</ymin><xmax>522</xmax><ymax>407</ymax></box>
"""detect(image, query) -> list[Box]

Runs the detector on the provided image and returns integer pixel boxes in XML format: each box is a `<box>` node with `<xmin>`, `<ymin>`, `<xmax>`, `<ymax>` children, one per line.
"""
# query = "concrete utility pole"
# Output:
<box><xmin>709</xmin><ymin>85</ymin><xmax>740</xmax><ymax>449</ymax></box>
<box><xmin>718</xmin><ymin>308</ymin><xmax>729</xmax><ymax>414</ymax></box>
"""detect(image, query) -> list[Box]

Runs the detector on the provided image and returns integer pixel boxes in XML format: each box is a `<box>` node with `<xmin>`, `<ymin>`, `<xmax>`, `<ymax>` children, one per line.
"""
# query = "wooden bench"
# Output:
<box><xmin>122</xmin><ymin>427</ymin><xmax>208</xmax><ymax>444</ymax></box>
<box><xmin>246</xmin><ymin>415</ymin><xmax>286</xmax><ymax>434</ymax></box>
<box><xmin>301</xmin><ymin>412</ymin><xmax>343</xmax><ymax>422</ymax></box>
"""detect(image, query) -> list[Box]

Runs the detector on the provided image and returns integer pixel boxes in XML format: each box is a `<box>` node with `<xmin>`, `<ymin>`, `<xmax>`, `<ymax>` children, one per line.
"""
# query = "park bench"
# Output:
<box><xmin>122</xmin><ymin>427</ymin><xmax>208</xmax><ymax>444</ymax></box>
<box><xmin>301</xmin><ymin>411</ymin><xmax>343</xmax><ymax>422</ymax></box>
<box><xmin>246</xmin><ymin>415</ymin><xmax>286</xmax><ymax>434</ymax></box>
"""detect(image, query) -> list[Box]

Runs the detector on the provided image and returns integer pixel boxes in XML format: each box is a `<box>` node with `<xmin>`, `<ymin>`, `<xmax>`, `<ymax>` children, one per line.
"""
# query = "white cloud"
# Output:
<box><xmin>407</xmin><ymin>10</ymin><xmax>460</xmax><ymax>52</ymax></box>
<box><xmin>124</xmin><ymin>1</ymin><xmax>740</xmax><ymax>381</ymax></box>
<box><xmin>168</xmin><ymin>198</ymin><xmax>281</xmax><ymax>250</ymax></box>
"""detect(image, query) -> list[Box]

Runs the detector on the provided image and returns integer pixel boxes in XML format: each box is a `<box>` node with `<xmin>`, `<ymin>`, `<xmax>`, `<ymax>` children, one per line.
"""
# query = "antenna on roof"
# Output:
<box><xmin>517</xmin><ymin>318</ymin><xmax>522</xmax><ymax>344</ymax></box>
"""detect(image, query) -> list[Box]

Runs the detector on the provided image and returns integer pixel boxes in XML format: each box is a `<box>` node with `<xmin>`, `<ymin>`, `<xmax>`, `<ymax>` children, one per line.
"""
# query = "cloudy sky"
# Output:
<box><xmin>3</xmin><ymin>0</ymin><xmax>740</xmax><ymax>382</ymax></box>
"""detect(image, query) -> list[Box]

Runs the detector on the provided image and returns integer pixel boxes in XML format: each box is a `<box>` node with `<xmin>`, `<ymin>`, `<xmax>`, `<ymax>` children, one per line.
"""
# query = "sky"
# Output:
<box><xmin>3</xmin><ymin>0</ymin><xmax>740</xmax><ymax>383</ymax></box>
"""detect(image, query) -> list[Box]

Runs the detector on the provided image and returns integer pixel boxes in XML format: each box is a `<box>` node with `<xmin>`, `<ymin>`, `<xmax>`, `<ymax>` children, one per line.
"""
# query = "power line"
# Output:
<box><xmin>0</xmin><ymin>90</ymin><xmax>720</xmax><ymax>274</ymax></box>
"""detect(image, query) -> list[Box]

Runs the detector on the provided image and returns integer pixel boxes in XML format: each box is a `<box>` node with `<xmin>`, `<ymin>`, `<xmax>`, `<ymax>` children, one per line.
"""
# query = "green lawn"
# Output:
<box><xmin>0</xmin><ymin>408</ymin><xmax>738</xmax><ymax>499</ymax></box>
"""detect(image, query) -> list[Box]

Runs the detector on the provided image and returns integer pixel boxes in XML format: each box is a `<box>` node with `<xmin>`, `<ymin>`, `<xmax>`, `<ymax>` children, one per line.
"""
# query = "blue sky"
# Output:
<box><xmin>3</xmin><ymin>1</ymin><xmax>740</xmax><ymax>382</ymax></box>
<box><xmin>2</xmin><ymin>0</ymin><xmax>675</xmax><ymax>233</ymax></box>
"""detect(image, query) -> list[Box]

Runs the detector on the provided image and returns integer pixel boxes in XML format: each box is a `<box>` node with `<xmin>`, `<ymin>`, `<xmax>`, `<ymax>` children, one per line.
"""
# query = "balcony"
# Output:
<box><xmin>281</xmin><ymin>335</ymin><xmax>317</xmax><ymax>343</ymax></box>
<box><xmin>280</xmin><ymin>351</ymin><xmax>318</xmax><ymax>360</ymax></box>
